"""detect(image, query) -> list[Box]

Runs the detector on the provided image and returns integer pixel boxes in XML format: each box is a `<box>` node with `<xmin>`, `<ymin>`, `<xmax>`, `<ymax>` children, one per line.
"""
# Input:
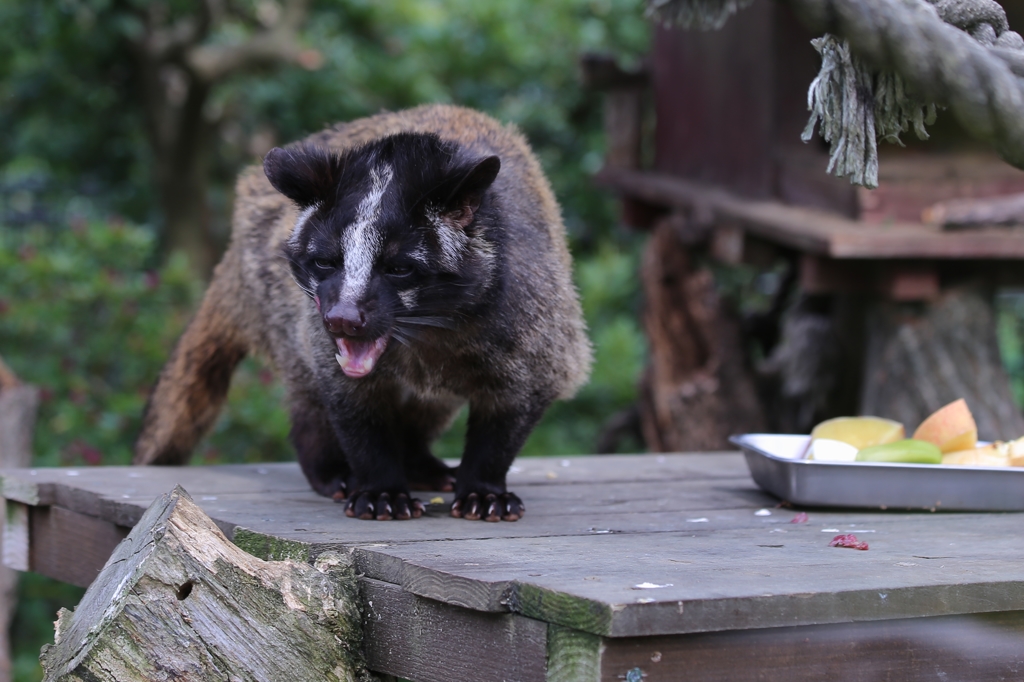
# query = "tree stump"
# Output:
<box><xmin>860</xmin><ymin>285</ymin><xmax>1024</xmax><ymax>440</ymax></box>
<box><xmin>638</xmin><ymin>219</ymin><xmax>766</xmax><ymax>451</ymax></box>
<box><xmin>0</xmin><ymin>356</ymin><xmax>38</xmax><ymax>682</ymax></box>
<box><xmin>40</xmin><ymin>486</ymin><xmax>372</xmax><ymax>682</ymax></box>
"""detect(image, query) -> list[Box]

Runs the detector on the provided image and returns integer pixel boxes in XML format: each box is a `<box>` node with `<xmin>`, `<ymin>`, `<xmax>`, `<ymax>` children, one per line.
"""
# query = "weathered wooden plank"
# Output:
<box><xmin>351</xmin><ymin>513</ymin><xmax>1024</xmax><ymax>637</ymax></box>
<box><xmin>651</xmin><ymin>3</ymin><xmax>776</xmax><ymax>199</ymax></box>
<box><xmin>0</xmin><ymin>452</ymin><xmax>749</xmax><ymax>504</ymax></box>
<box><xmin>187</xmin><ymin>479</ymin><xmax>771</xmax><ymax>540</ymax></box>
<box><xmin>547</xmin><ymin>625</ymin><xmax>601</xmax><ymax>682</ymax></box>
<box><xmin>0</xmin><ymin>462</ymin><xmax>312</xmax><ymax>507</ymax></box>
<box><xmin>27</xmin><ymin>488</ymin><xmax>1024</xmax><ymax>640</ymax></box>
<box><xmin>596</xmin><ymin>168</ymin><xmax>1024</xmax><ymax>260</ymax></box>
<box><xmin>0</xmin><ymin>456</ymin><xmax>770</xmax><ymax>550</ymax></box>
<box><xmin>8</xmin><ymin>455</ymin><xmax>1024</xmax><ymax>643</ymax></box>
<box><xmin>2</xmin><ymin>501</ymin><xmax>28</xmax><ymax>572</ymax></box>
<box><xmin>353</xmin><ymin>545</ymin><xmax>513</xmax><ymax>614</ymax></box>
<box><xmin>599</xmin><ymin>611</ymin><xmax>1024</xmax><ymax>681</ymax></box>
<box><xmin>360</xmin><ymin>577</ymin><xmax>547</xmax><ymax>682</ymax></box>
<box><xmin>30</xmin><ymin>506</ymin><xmax>130</xmax><ymax>588</ymax></box>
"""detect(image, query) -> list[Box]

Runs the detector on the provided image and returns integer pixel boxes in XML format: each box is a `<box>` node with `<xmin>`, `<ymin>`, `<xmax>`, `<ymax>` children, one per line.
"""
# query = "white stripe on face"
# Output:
<box><xmin>425</xmin><ymin>204</ymin><xmax>468</xmax><ymax>272</ymax></box>
<box><xmin>398</xmin><ymin>289</ymin><xmax>418</xmax><ymax>309</ymax></box>
<box><xmin>288</xmin><ymin>203</ymin><xmax>319</xmax><ymax>250</ymax></box>
<box><xmin>340</xmin><ymin>164</ymin><xmax>393</xmax><ymax>302</ymax></box>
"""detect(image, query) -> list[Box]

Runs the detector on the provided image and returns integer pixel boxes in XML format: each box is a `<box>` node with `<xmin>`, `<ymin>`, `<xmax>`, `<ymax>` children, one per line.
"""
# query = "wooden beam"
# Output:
<box><xmin>361</xmin><ymin>577</ymin><xmax>547</xmax><ymax>682</ymax></box>
<box><xmin>924</xmin><ymin>192</ymin><xmax>1024</xmax><ymax>227</ymax></box>
<box><xmin>800</xmin><ymin>256</ymin><xmax>940</xmax><ymax>300</ymax></box>
<box><xmin>599</xmin><ymin>611</ymin><xmax>1024</xmax><ymax>682</ymax></box>
<box><xmin>597</xmin><ymin>168</ymin><xmax>1024</xmax><ymax>260</ymax></box>
<box><xmin>29</xmin><ymin>506</ymin><xmax>130</xmax><ymax>588</ymax></box>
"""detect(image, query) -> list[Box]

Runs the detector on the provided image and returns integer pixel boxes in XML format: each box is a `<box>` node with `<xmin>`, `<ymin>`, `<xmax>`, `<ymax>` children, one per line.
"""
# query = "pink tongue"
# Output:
<box><xmin>335</xmin><ymin>336</ymin><xmax>388</xmax><ymax>378</ymax></box>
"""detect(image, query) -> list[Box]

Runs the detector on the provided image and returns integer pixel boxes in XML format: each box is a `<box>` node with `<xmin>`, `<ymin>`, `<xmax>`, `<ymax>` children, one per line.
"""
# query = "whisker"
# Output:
<box><xmin>394</xmin><ymin>316</ymin><xmax>458</xmax><ymax>330</ymax></box>
<box><xmin>288</xmin><ymin>272</ymin><xmax>317</xmax><ymax>299</ymax></box>
<box><xmin>389</xmin><ymin>327</ymin><xmax>418</xmax><ymax>346</ymax></box>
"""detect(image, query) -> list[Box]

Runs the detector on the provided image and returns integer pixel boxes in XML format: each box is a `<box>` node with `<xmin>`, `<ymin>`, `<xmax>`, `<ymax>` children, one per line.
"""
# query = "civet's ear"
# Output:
<box><xmin>263</xmin><ymin>146</ymin><xmax>343</xmax><ymax>208</ymax></box>
<box><xmin>439</xmin><ymin>155</ymin><xmax>501</xmax><ymax>229</ymax></box>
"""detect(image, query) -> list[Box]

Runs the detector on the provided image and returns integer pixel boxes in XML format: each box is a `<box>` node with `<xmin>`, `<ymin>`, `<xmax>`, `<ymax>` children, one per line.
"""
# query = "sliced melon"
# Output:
<box><xmin>810</xmin><ymin>416</ymin><xmax>905</xmax><ymax>450</ymax></box>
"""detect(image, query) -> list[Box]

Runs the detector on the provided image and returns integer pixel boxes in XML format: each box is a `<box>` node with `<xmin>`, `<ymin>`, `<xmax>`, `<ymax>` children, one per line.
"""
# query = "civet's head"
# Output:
<box><xmin>265</xmin><ymin>133</ymin><xmax>501</xmax><ymax>378</ymax></box>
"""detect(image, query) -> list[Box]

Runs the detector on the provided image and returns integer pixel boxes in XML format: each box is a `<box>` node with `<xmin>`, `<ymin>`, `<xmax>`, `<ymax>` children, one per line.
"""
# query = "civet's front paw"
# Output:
<box><xmin>450</xmin><ymin>491</ymin><xmax>524</xmax><ymax>522</ymax></box>
<box><xmin>345</xmin><ymin>490</ymin><xmax>424</xmax><ymax>520</ymax></box>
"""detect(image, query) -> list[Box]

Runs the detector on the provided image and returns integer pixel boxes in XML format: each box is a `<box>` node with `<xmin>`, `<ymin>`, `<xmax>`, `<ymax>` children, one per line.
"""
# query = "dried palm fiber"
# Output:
<box><xmin>647</xmin><ymin>0</ymin><xmax>1024</xmax><ymax>188</ymax></box>
<box><xmin>646</xmin><ymin>0</ymin><xmax>754</xmax><ymax>30</ymax></box>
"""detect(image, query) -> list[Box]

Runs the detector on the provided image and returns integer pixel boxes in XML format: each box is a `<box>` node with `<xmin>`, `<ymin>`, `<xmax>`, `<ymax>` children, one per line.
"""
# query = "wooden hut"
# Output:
<box><xmin>588</xmin><ymin>0</ymin><xmax>1024</xmax><ymax>449</ymax></box>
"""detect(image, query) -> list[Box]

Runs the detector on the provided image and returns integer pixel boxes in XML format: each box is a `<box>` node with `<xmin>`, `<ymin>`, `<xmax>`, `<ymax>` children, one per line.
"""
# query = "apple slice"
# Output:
<box><xmin>913</xmin><ymin>399</ymin><xmax>977</xmax><ymax>454</ymax></box>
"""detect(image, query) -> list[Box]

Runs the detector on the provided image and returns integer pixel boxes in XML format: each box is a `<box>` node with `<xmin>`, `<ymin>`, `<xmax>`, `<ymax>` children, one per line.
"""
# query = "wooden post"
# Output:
<box><xmin>580</xmin><ymin>52</ymin><xmax>659</xmax><ymax>229</ymax></box>
<box><xmin>0</xmin><ymin>356</ymin><xmax>38</xmax><ymax>682</ymax></box>
<box><xmin>638</xmin><ymin>218</ymin><xmax>766</xmax><ymax>451</ymax></box>
<box><xmin>39</xmin><ymin>486</ymin><xmax>371</xmax><ymax>682</ymax></box>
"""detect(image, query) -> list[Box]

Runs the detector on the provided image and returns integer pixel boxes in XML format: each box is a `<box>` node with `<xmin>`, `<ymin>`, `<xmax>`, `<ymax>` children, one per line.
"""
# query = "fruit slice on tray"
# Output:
<box><xmin>806</xmin><ymin>438</ymin><xmax>859</xmax><ymax>462</ymax></box>
<box><xmin>943</xmin><ymin>437</ymin><xmax>1024</xmax><ymax>467</ymax></box>
<box><xmin>855</xmin><ymin>439</ymin><xmax>942</xmax><ymax>464</ymax></box>
<box><xmin>810</xmin><ymin>417</ymin><xmax>905</xmax><ymax>450</ymax></box>
<box><xmin>913</xmin><ymin>398</ymin><xmax>977</xmax><ymax>454</ymax></box>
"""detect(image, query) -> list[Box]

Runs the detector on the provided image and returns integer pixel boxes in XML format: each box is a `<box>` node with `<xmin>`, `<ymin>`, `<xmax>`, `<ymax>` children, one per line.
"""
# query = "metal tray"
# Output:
<box><xmin>731</xmin><ymin>433</ymin><xmax>1024</xmax><ymax>512</ymax></box>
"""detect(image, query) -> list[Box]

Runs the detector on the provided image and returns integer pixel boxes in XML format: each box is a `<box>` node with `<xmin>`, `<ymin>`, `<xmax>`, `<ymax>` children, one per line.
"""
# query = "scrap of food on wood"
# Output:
<box><xmin>829</xmin><ymin>534</ymin><xmax>869</xmax><ymax>550</ymax></box>
<box><xmin>790</xmin><ymin>512</ymin><xmax>809</xmax><ymax>524</ymax></box>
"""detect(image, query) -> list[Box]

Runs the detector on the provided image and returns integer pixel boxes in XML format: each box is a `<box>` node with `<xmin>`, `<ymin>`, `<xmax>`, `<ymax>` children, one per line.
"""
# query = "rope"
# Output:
<box><xmin>801</xmin><ymin>35</ymin><xmax>938</xmax><ymax>186</ymax></box>
<box><xmin>647</xmin><ymin>0</ymin><xmax>1024</xmax><ymax>188</ymax></box>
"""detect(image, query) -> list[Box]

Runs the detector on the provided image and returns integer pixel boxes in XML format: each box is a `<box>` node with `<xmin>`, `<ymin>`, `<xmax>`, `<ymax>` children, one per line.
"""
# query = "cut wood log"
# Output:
<box><xmin>39</xmin><ymin>486</ymin><xmax>372</xmax><ymax>682</ymax></box>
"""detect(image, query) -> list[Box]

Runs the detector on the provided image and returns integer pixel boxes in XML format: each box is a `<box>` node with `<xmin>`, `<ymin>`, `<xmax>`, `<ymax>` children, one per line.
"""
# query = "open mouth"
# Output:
<box><xmin>334</xmin><ymin>334</ymin><xmax>389</xmax><ymax>378</ymax></box>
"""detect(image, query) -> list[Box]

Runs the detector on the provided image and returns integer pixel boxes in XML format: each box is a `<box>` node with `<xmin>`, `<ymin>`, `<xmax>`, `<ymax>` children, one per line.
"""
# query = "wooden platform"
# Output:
<box><xmin>597</xmin><ymin>167</ymin><xmax>1024</xmax><ymax>260</ymax></box>
<box><xmin>5</xmin><ymin>453</ymin><xmax>1024</xmax><ymax>681</ymax></box>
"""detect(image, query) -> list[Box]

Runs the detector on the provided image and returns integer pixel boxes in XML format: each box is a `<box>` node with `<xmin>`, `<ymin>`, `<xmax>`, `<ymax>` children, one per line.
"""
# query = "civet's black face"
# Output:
<box><xmin>265</xmin><ymin>133</ymin><xmax>501</xmax><ymax>378</ymax></box>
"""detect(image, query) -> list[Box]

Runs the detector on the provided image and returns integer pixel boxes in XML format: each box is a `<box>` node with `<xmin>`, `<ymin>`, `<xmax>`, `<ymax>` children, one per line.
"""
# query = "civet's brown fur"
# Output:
<box><xmin>135</xmin><ymin>104</ymin><xmax>591</xmax><ymax>520</ymax></box>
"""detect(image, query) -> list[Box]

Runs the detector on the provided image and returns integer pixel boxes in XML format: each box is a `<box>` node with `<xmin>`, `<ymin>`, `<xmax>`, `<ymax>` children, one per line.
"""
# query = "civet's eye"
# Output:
<box><xmin>386</xmin><ymin>263</ymin><xmax>414</xmax><ymax>277</ymax></box>
<box><xmin>313</xmin><ymin>259</ymin><xmax>334</xmax><ymax>270</ymax></box>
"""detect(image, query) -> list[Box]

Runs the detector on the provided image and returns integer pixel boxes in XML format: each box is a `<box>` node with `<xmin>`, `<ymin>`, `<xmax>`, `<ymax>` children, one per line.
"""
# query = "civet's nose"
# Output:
<box><xmin>324</xmin><ymin>302</ymin><xmax>366</xmax><ymax>337</ymax></box>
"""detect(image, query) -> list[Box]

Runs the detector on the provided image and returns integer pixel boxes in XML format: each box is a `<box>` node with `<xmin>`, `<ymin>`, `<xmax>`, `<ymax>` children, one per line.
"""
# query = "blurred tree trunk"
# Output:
<box><xmin>638</xmin><ymin>219</ymin><xmax>766</xmax><ymax>451</ymax></box>
<box><xmin>0</xmin><ymin>356</ymin><xmax>39</xmax><ymax>682</ymax></box>
<box><xmin>129</xmin><ymin>0</ymin><xmax>318</xmax><ymax>277</ymax></box>
<box><xmin>860</xmin><ymin>285</ymin><xmax>1024</xmax><ymax>440</ymax></box>
<box><xmin>754</xmin><ymin>293</ymin><xmax>866</xmax><ymax>435</ymax></box>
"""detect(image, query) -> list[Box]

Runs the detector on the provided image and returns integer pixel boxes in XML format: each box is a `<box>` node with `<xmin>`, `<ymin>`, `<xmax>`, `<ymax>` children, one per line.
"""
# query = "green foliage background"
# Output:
<box><xmin>6</xmin><ymin>2</ymin><xmax>1024</xmax><ymax>680</ymax></box>
<box><xmin>1</xmin><ymin>0</ymin><xmax>648</xmax><ymax>678</ymax></box>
